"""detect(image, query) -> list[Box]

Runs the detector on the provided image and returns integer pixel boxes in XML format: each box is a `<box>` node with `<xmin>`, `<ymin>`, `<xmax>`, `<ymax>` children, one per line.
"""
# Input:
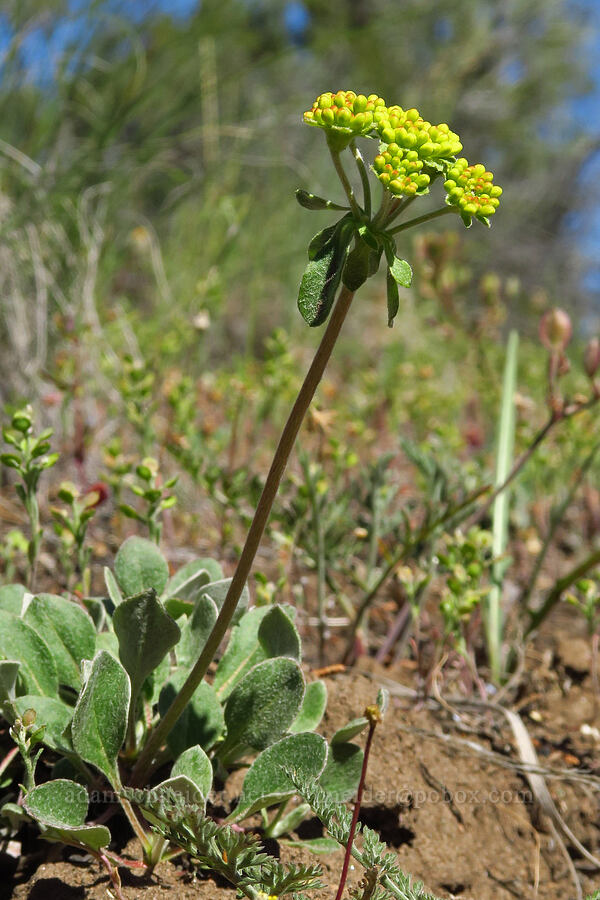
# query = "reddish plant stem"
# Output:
<box><xmin>130</xmin><ymin>285</ymin><xmax>356</xmax><ymax>787</ymax></box>
<box><xmin>334</xmin><ymin>710</ymin><xmax>379</xmax><ymax>900</ymax></box>
<box><xmin>0</xmin><ymin>745</ymin><xmax>19</xmax><ymax>779</ymax></box>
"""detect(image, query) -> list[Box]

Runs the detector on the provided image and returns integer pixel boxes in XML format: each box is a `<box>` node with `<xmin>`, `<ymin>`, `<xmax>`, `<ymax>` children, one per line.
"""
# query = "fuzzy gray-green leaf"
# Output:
<box><xmin>166</xmin><ymin>557</ymin><xmax>223</xmax><ymax>597</ymax></box>
<box><xmin>114</xmin><ymin>536</ymin><xmax>169</xmax><ymax>597</ymax></box>
<box><xmin>71</xmin><ymin>650</ymin><xmax>130</xmax><ymax>787</ymax></box>
<box><xmin>24</xmin><ymin>779</ymin><xmax>111</xmax><ymax>851</ymax></box>
<box><xmin>330</xmin><ymin>716</ymin><xmax>368</xmax><ymax>745</ymax></box>
<box><xmin>113</xmin><ymin>589</ymin><xmax>180</xmax><ymax>711</ymax></box>
<box><xmin>290</xmin><ymin>680</ymin><xmax>327</xmax><ymax>734</ymax></box>
<box><xmin>24</xmin><ymin>594</ymin><xmax>96</xmax><ymax>691</ymax></box>
<box><xmin>0</xmin><ymin>660</ymin><xmax>20</xmax><ymax>704</ymax></box>
<box><xmin>151</xmin><ymin>775</ymin><xmax>206</xmax><ymax>813</ymax></box>
<box><xmin>214</xmin><ymin>605</ymin><xmax>299</xmax><ymax>700</ymax></box>
<box><xmin>319</xmin><ymin>742</ymin><xmax>363</xmax><ymax>801</ymax></box>
<box><xmin>200</xmin><ymin>577</ymin><xmax>249</xmax><ymax>623</ymax></box>
<box><xmin>229</xmin><ymin>732</ymin><xmax>327</xmax><ymax>822</ymax></box>
<box><xmin>177</xmin><ymin>595</ymin><xmax>218</xmax><ymax>667</ymax></box>
<box><xmin>25</xmin><ymin>778</ymin><xmax>88</xmax><ymax>826</ymax></box>
<box><xmin>0</xmin><ymin>610</ymin><xmax>58</xmax><ymax>697</ymax></box>
<box><xmin>0</xmin><ymin>584</ymin><xmax>26</xmax><ymax>614</ymax></box>
<box><xmin>159</xmin><ymin>670</ymin><xmax>224</xmax><ymax>757</ymax></box>
<box><xmin>104</xmin><ymin>567</ymin><xmax>123</xmax><ymax>606</ymax></box>
<box><xmin>219</xmin><ymin>658</ymin><xmax>305</xmax><ymax>763</ymax></box>
<box><xmin>171</xmin><ymin>744</ymin><xmax>213</xmax><ymax>799</ymax></box>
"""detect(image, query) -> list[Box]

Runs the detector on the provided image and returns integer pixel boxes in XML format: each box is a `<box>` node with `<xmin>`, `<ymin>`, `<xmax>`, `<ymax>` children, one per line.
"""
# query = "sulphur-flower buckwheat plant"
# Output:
<box><xmin>0</xmin><ymin>91</ymin><xmax>502</xmax><ymax>900</ymax></box>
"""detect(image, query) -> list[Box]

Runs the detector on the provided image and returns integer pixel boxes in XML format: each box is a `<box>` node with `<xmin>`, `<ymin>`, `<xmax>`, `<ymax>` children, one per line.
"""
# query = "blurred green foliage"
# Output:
<box><xmin>0</xmin><ymin>0</ymin><xmax>597</xmax><ymax>401</ymax></box>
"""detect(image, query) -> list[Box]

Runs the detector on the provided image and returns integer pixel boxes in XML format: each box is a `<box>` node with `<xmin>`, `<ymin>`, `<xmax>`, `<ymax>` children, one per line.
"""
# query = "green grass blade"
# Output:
<box><xmin>487</xmin><ymin>329</ymin><xmax>519</xmax><ymax>683</ymax></box>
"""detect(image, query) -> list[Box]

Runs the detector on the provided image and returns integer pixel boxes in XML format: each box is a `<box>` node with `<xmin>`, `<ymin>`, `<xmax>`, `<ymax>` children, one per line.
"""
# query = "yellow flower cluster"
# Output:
<box><xmin>372</xmin><ymin>144</ymin><xmax>431</xmax><ymax>197</ymax></box>
<box><xmin>375</xmin><ymin>106</ymin><xmax>462</xmax><ymax>165</ymax></box>
<box><xmin>303</xmin><ymin>90</ymin><xmax>502</xmax><ymax>221</ymax></box>
<box><xmin>303</xmin><ymin>90</ymin><xmax>386</xmax><ymax>138</ymax></box>
<box><xmin>443</xmin><ymin>159</ymin><xmax>502</xmax><ymax>223</ymax></box>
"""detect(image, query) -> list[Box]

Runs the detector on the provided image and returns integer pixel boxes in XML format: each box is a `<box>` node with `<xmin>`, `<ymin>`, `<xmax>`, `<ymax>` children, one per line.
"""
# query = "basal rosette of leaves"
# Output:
<box><xmin>0</xmin><ymin>535</ymin><xmax>366</xmax><ymax>883</ymax></box>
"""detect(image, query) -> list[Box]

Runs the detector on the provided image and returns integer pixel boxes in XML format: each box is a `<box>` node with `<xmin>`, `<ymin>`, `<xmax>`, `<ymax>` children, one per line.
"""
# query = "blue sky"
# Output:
<box><xmin>1</xmin><ymin>0</ymin><xmax>599</xmax><ymax>299</ymax></box>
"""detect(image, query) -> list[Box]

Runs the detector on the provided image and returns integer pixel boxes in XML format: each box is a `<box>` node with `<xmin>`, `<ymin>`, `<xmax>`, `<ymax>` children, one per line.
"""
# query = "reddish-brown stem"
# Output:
<box><xmin>98</xmin><ymin>852</ymin><xmax>126</xmax><ymax>900</ymax></box>
<box><xmin>0</xmin><ymin>745</ymin><xmax>19</xmax><ymax>779</ymax></box>
<box><xmin>131</xmin><ymin>285</ymin><xmax>356</xmax><ymax>787</ymax></box>
<box><xmin>334</xmin><ymin>713</ymin><xmax>379</xmax><ymax>900</ymax></box>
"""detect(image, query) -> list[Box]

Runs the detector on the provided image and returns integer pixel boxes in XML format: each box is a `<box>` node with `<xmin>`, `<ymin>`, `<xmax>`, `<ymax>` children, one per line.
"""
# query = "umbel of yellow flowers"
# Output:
<box><xmin>304</xmin><ymin>90</ymin><xmax>502</xmax><ymax>226</ymax></box>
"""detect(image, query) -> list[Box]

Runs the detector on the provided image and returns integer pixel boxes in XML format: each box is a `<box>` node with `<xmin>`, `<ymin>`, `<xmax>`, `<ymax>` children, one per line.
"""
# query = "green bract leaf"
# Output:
<box><xmin>229</xmin><ymin>732</ymin><xmax>327</xmax><ymax>822</ymax></box>
<box><xmin>307</xmin><ymin>222</ymin><xmax>338</xmax><ymax>260</ymax></box>
<box><xmin>0</xmin><ymin>584</ymin><xmax>26</xmax><ymax>614</ymax></box>
<box><xmin>0</xmin><ymin>454</ymin><xmax>21</xmax><ymax>470</ymax></box>
<box><xmin>171</xmin><ymin>744</ymin><xmax>213</xmax><ymax>799</ymax></box>
<box><xmin>113</xmin><ymin>589</ymin><xmax>180</xmax><ymax>713</ymax></box>
<box><xmin>218</xmin><ymin>658</ymin><xmax>305</xmax><ymax>764</ymax></box>
<box><xmin>296</xmin><ymin>189</ymin><xmax>345</xmax><ymax>211</ymax></box>
<box><xmin>114</xmin><ymin>536</ymin><xmax>169</xmax><ymax>597</ymax></box>
<box><xmin>71</xmin><ymin>651</ymin><xmax>130</xmax><ymax>788</ymax></box>
<box><xmin>298</xmin><ymin>219</ymin><xmax>353</xmax><ymax>327</ymax></box>
<box><xmin>159</xmin><ymin>670</ymin><xmax>224</xmax><ymax>757</ymax></box>
<box><xmin>319</xmin><ymin>742</ymin><xmax>363</xmax><ymax>802</ymax></box>
<box><xmin>388</xmin><ymin>256</ymin><xmax>412</xmax><ymax>288</ymax></box>
<box><xmin>357</xmin><ymin>224</ymin><xmax>380</xmax><ymax>251</ymax></box>
<box><xmin>290</xmin><ymin>680</ymin><xmax>327</xmax><ymax>734</ymax></box>
<box><xmin>386</xmin><ymin>269</ymin><xmax>400</xmax><ymax>328</ymax></box>
<box><xmin>0</xmin><ymin>610</ymin><xmax>58</xmax><ymax>697</ymax></box>
<box><xmin>24</xmin><ymin>594</ymin><xmax>96</xmax><ymax>692</ymax></box>
<box><xmin>177</xmin><ymin>595</ymin><xmax>218</xmax><ymax>667</ymax></box>
<box><xmin>24</xmin><ymin>779</ymin><xmax>111</xmax><ymax>852</ymax></box>
<box><xmin>13</xmin><ymin>696</ymin><xmax>73</xmax><ymax>751</ymax></box>
<box><xmin>214</xmin><ymin>605</ymin><xmax>300</xmax><ymax>700</ymax></box>
<box><xmin>342</xmin><ymin>236</ymin><xmax>372</xmax><ymax>291</ymax></box>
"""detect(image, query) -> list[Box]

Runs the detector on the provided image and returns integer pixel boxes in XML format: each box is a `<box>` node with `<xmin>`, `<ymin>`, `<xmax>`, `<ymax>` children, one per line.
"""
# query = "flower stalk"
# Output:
<box><xmin>131</xmin><ymin>88</ymin><xmax>503</xmax><ymax>783</ymax></box>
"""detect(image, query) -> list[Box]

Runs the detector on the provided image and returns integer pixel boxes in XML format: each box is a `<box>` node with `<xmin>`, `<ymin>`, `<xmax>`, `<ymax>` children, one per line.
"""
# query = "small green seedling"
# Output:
<box><xmin>1</xmin><ymin>406</ymin><xmax>59</xmax><ymax>588</ymax></box>
<box><xmin>566</xmin><ymin>578</ymin><xmax>600</xmax><ymax>635</ymax></box>
<box><xmin>0</xmin><ymin>534</ymin><xmax>363</xmax><ymax>873</ymax></box>
<box><xmin>120</xmin><ymin>456</ymin><xmax>177</xmax><ymax>544</ymax></box>
<box><xmin>438</xmin><ymin>527</ymin><xmax>493</xmax><ymax>655</ymax></box>
<box><xmin>51</xmin><ymin>481</ymin><xmax>104</xmax><ymax>592</ymax></box>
